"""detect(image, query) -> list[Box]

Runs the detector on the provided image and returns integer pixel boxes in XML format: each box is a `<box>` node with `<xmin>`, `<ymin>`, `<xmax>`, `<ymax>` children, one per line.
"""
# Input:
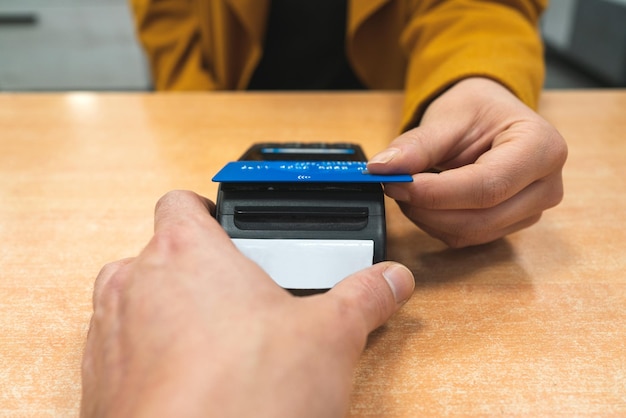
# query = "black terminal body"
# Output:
<box><xmin>215</xmin><ymin>142</ymin><xmax>387</xmax><ymax>264</ymax></box>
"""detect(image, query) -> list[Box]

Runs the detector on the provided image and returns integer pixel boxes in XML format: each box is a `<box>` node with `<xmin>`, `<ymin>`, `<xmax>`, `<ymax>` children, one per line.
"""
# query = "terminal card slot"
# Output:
<box><xmin>234</xmin><ymin>206</ymin><xmax>369</xmax><ymax>231</ymax></box>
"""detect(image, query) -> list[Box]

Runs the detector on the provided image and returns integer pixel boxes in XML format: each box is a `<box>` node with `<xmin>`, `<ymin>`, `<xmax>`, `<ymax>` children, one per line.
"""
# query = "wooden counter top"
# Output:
<box><xmin>1</xmin><ymin>91</ymin><xmax>625</xmax><ymax>416</ymax></box>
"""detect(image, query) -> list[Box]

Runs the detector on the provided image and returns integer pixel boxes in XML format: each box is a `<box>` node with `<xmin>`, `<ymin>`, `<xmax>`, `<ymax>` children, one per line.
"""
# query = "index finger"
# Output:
<box><xmin>385</xmin><ymin>123</ymin><xmax>564</xmax><ymax>209</ymax></box>
<box><xmin>422</xmin><ymin>153</ymin><xmax>529</xmax><ymax>210</ymax></box>
<box><xmin>153</xmin><ymin>190</ymin><xmax>217</xmax><ymax>233</ymax></box>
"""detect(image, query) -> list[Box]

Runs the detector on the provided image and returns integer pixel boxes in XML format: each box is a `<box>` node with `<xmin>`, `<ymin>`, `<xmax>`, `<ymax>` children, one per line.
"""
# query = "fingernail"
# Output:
<box><xmin>383</xmin><ymin>264</ymin><xmax>415</xmax><ymax>304</ymax></box>
<box><xmin>384</xmin><ymin>184</ymin><xmax>411</xmax><ymax>202</ymax></box>
<box><xmin>368</xmin><ymin>148</ymin><xmax>400</xmax><ymax>165</ymax></box>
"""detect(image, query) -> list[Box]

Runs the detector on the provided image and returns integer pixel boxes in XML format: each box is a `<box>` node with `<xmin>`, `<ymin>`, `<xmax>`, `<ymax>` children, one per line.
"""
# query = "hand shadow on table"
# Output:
<box><xmin>350</xmin><ymin>226</ymin><xmax>535</xmax><ymax>414</ymax></box>
<box><xmin>386</xmin><ymin>226</ymin><xmax>532</xmax><ymax>289</ymax></box>
<box><xmin>363</xmin><ymin>226</ymin><xmax>533</xmax><ymax>351</ymax></box>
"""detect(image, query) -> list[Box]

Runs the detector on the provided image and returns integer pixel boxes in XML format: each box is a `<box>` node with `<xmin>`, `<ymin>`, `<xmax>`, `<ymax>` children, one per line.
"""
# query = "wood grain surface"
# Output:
<box><xmin>1</xmin><ymin>91</ymin><xmax>625</xmax><ymax>416</ymax></box>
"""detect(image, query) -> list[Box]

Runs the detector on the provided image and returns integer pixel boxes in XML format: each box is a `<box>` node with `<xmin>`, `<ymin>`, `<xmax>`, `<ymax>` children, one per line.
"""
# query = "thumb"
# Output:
<box><xmin>328</xmin><ymin>262</ymin><xmax>415</xmax><ymax>332</ymax></box>
<box><xmin>367</xmin><ymin>123</ymin><xmax>456</xmax><ymax>175</ymax></box>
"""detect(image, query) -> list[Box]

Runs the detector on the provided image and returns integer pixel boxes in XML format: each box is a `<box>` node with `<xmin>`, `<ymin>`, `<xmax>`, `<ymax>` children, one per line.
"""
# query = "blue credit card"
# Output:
<box><xmin>212</xmin><ymin>161</ymin><xmax>413</xmax><ymax>183</ymax></box>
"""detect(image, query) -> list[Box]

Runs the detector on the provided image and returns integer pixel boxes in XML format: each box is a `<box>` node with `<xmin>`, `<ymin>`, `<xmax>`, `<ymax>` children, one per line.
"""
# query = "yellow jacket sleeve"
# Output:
<box><xmin>398</xmin><ymin>0</ymin><xmax>547</xmax><ymax>129</ymax></box>
<box><xmin>129</xmin><ymin>0</ymin><xmax>267</xmax><ymax>91</ymax></box>
<box><xmin>129</xmin><ymin>0</ymin><xmax>216</xmax><ymax>90</ymax></box>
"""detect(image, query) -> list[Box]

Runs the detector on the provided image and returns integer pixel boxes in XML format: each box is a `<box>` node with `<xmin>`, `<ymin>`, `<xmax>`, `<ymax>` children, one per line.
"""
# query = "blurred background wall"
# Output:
<box><xmin>0</xmin><ymin>0</ymin><xmax>624</xmax><ymax>91</ymax></box>
<box><xmin>542</xmin><ymin>0</ymin><xmax>626</xmax><ymax>88</ymax></box>
<box><xmin>0</xmin><ymin>0</ymin><xmax>149</xmax><ymax>91</ymax></box>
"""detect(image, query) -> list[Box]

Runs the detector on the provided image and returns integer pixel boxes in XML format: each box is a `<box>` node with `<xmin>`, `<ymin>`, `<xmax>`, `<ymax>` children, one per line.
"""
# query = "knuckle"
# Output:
<box><xmin>94</xmin><ymin>260</ymin><xmax>127</xmax><ymax>300</ymax></box>
<box><xmin>147</xmin><ymin>226</ymin><xmax>190</xmax><ymax>257</ymax></box>
<box><xmin>546</xmin><ymin>179</ymin><xmax>565</xmax><ymax>208</ymax></box>
<box><xmin>154</xmin><ymin>190</ymin><xmax>189</xmax><ymax>215</ymax></box>
<box><xmin>93</xmin><ymin>267</ymin><xmax>127</xmax><ymax>312</ymax></box>
<box><xmin>440</xmin><ymin>231</ymin><xmax>476</xmax><ymax>249</ymax></box>
<box><xmin>96</xmin><ymin>260</ymin><xmax>122</xmax><ymax>283</ymax></box>
<box><xmin>478</xmin><ymin>174</ymin><xmax>511</xmax><ymax>208</ymax></box>
<box><xmin>540</xmin><ymin>174</ymin><xmax>565</xmax><ymax>210</ymax></box>
<box><xmin>423</xmin><ymin>180</ymin><xmax>444</xmax><ymax>209</ymax></box>
<box><xmin>553</xmin><ymin>137</ymin><xmax>569</xmax><ymax>167</ymax></box>
<box><xmin>436</xmin><ymin>216</ymin><xmax>496</xmax><ymax>248</ymax></box>
<box><xmin>102</xmin><ymin>269</ymin><xmax>126</xmax><ymax>295</ymax></box>
<box><xmin>154</xmin><ymin>190</ymin><xmax>177</xmax><ymax>211</ymax></box>
<box><xmin>441</xmin><ymin>235</ymin><xmax>467</xmax><ymax>249</ymax></box>
<box><xmin>525</xmin><ymin>213</ymin><xmax>543</xmax><ymax>228</ymax></box>
<box><xmin>544</xmin><ymin>126</ymin><xmax>569</xmax><ymax>167</ymax></box>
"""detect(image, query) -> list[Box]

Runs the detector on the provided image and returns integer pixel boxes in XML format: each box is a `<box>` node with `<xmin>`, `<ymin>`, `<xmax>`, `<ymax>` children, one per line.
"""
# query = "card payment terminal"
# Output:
<box><xmin>213</xmin><ymin>142</ymin><xmax>408</xmax><ymax>291</ymax></box>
